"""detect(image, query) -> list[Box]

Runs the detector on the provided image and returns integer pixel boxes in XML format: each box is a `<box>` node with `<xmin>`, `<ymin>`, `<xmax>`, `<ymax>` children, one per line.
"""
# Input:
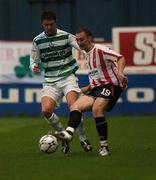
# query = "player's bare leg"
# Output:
<box><xmin>41</xmin><ymin>96</ymin><xmax>69</xmax><ymax>154</ymax></box>
<box><xmin>66</xmin><ymin>91</ymin><xmax>92</xmax><ymax>152</ymax></box>
<box><xmin>92</xmin><ymin>98</ymin><xmax>110</xmax><ymax>156</ymax></box>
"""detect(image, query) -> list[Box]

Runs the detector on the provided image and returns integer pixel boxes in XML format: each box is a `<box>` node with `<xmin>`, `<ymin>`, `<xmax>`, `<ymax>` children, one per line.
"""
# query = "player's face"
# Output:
<box><xmin>42</xmin><ymin>19</ymin><xmax>57</xmax><ymax>36</ymax></box>
<box><xmin>76</xmin><ymin>32</ymin><xmax>91</xmax><ymax>52</ymax></box>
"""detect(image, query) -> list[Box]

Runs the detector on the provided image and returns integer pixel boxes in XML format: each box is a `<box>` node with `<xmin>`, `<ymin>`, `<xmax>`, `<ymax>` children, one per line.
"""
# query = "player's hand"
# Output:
<box><xmin>81</xmin><ymin>85</ymin><xmax>91</xmax><ymax>94</ymax></box>
<box><xmin>117</xmin><ymin>72</ymin><xmax>128</xmax><ymax>88</ymax></box>
<box><xmin>32</xmin><ymin>64</ymin><xmax>40</xmax><ymax>73</ymax></box>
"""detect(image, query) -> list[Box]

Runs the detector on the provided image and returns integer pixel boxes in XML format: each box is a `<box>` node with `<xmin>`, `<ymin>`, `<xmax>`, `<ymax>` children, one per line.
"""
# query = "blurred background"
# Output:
<box><xmin>0</xmin><ymin>0</ymin><xmax>156</xmax><ymax>116</ymax></box>
<box><xmin>0</xmin><ymin>2</ymin><xmax>156</xmax><ymax>179</ymax></box>
<box><xmin>0</xmin><ymin>0</ymin><xmax>156</xmax><ymax>40</ymax></box>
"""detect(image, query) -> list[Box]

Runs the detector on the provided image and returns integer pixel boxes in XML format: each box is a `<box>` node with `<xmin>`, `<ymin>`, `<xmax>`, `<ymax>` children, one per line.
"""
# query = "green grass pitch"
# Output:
<box><xmin>0</xmin><ymin>115</ymin><xmax>155</xmax><ymax>180</ymax></box>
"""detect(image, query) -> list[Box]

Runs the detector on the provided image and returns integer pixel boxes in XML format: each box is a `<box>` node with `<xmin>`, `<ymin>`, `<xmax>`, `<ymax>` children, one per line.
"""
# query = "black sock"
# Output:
<box><xmin>67</xmin><ymin>110</ymin><xmax>82</xmax><ymax>131</ymax></box>
<box><xmin>95</xmin><ymin>117</ymin><xmax>107</xmax><ymax>141</ymax></box>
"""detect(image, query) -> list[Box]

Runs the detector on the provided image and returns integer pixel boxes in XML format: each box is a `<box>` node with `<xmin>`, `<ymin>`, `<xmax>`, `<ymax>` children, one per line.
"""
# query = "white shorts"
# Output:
<box><xmin>41</xmin><ymin>74</ymin><xmax>81</xmax><ymax>107</ymax></box>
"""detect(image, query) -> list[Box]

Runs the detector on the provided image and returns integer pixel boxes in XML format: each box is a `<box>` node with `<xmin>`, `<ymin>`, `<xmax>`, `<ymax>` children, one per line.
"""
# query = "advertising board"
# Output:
<box><xmin>112</xmin><ymin>27</ymin><xmax>156</xmax><ymax>74</ymax></box>
<box><xmin>0</xmin><ymin>27</ymin><xmax>156</xmax><ymax>116</ymax></box>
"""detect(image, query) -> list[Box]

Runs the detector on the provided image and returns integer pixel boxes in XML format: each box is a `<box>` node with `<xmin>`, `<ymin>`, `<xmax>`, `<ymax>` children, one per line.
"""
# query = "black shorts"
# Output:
<box><xmin>86</xmin><ymin>84</ymin><xmax>123</xmax><ymax>112</ymax></box>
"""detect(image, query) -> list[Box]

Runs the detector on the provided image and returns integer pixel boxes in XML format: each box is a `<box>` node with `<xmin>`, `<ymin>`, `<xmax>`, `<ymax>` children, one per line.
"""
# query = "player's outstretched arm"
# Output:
<box><xmin>117</xmin><ymin>57</ymin><xmax>128</xmax><ymax>88</ymax></box>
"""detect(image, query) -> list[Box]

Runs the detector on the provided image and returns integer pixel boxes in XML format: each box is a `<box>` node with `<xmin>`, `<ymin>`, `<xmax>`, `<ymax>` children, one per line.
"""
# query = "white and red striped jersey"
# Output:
<box><xmin>85</xmin><ymin>44</ymin><xmax>123</xmax><ymax>89</ymax></box>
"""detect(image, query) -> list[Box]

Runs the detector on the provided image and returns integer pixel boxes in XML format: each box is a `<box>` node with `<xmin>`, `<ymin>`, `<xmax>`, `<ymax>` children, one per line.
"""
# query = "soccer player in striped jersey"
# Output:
<box><xmin>30</xmin><ymin>12</ymin><xmax>92</xmax><ymax>154</ymax></box>
<box><xmin>55</xmin><ymin>28</ymin><xmax>128</xmax><ymax>156</ymax></box>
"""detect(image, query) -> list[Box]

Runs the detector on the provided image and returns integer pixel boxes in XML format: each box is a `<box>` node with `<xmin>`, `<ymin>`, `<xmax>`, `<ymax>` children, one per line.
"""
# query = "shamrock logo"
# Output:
<box><xmin>14</xmin><ymin>55</ymin><xmax>33</xmax><ymax>78</ymax></box>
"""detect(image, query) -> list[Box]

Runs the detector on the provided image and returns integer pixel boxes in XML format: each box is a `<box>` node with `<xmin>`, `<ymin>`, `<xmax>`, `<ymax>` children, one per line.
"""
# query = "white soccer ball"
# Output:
<box><xmin>39</xmin><ymin>134</ymin><xmax>58</xmax><ymax>153</ymax></box>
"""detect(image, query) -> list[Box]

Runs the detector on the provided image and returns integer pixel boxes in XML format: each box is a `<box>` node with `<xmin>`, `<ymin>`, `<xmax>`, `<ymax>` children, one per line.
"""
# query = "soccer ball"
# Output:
<box><xmin>39</xmin><ymin>134</ymin><xmax>58</xmax><ymax>153</ymax></box>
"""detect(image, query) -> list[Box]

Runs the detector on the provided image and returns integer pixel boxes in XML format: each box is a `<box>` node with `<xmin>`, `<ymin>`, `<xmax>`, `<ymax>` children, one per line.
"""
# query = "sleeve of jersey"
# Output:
<box><xmin>29</xmin><ymin>41</ymin><xmax>41</xmax><ymax>71</ymax></box>
<box><xmin>68</xmin><ymin>34</ymin><xmax>84</xmax><ymax>53</ymax></box>
<box><xmin>104</xmin><ymin>47</ymin><xmax>123</xmax><ymax>62</ymax></box>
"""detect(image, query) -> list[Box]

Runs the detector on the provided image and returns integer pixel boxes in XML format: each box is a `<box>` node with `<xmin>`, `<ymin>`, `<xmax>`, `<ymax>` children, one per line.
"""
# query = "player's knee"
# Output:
<box><xmin>92</xmin><ymin>106</ymin><xmax>105</xmax><ymax>117</ymax></box>
<box><xmin>42</xmin><ymin>109</ymin><xmax>52</xmax><ymax>119</ymax></box>
<box><xmin>70</xmin><ymin>104</ymin><xmax>81</xmax><ymax>112</ymax></box>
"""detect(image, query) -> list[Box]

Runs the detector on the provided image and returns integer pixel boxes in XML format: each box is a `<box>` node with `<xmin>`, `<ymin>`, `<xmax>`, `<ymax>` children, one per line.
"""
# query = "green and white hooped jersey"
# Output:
<box><xmin>30</xmin><ymin>29</ymin><xmax>80</xmax><ymax>84</ymax></box>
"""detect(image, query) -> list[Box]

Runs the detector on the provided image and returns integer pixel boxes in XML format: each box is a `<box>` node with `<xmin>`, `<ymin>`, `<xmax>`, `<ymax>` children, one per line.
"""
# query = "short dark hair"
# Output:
<box><xmin>76</xmin><ymin>28</ymin><xmax>92</xmax><ymax>37</ymax></box>
<box><xmin>41</xmin><ymin>11</ymin><xmax>56</xmax><ymax>22</ymax></box>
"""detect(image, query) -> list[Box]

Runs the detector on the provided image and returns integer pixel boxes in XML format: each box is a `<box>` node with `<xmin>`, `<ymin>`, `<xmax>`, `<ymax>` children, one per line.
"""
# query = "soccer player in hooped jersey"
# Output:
<box><xmin>30</xmin><ymin>12</ymin><xmax>92</xmax><ymax>154</ymax></box>
<box><xmin>56</xmin><ymin>28</ymin><xmax>128</xmax><ymax>156</ymax></box>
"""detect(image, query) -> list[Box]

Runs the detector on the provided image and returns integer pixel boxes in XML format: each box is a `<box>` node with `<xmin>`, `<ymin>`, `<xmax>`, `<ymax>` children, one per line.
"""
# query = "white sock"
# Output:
<box><xmin>45</xmin><ymin>113</ymin><xmax>64</xmax><ymax>131</ymax></box>
<box><xmin>66</xmin><ymin>127</ymin><xmax>75</xmax><ymax>134</ymax></box>
<box><xmin>76</xmin><ymin>117</ymin><xmax>87</xmax><ymax>142</ymax></box>
<box><xmin>100</xmin><ymin>140</ymin><xmax>108</xmax><ymax>147</ymax></box>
